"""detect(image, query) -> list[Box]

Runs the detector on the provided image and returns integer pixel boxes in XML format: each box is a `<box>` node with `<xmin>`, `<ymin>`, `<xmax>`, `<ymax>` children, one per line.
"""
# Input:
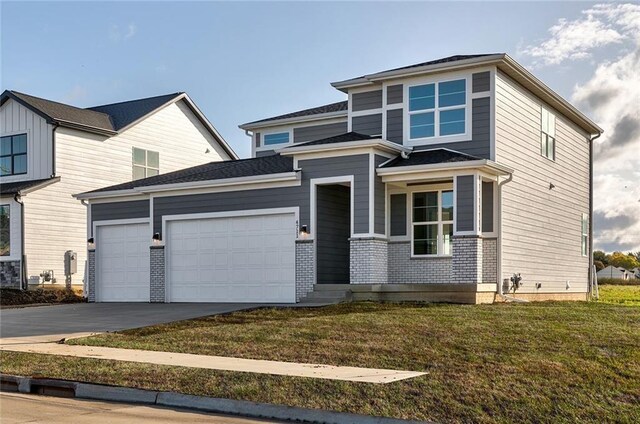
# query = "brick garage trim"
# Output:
<box><xmin>150</xmin><ymin>245</ymin><xmax>165</xmax><ymax>303</ymax></box>
<box><xmin>482</xmin><ymin>238</ymin><xmax>497</xmax><ymax>283</ymax></box>
<box><xmin>87</xmin><ymin>250</ymin><xmax>95</xmax><ymax>302</ymax></box>
<box><xmin>295</xmin><ymin>239</ymin><xmax>314</xmax><ymax>301</ymax></box>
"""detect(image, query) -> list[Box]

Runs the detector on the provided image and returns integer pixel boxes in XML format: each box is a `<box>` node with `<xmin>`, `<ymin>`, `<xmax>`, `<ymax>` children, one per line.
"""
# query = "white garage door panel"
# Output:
<box><xmin>167</xmin><ymin>213</ymin><xmax>295</xmax><ymax>303</ymax></box>
<box><xmin>97</xmin><ymin>223</ymin><xmax>150</xmax><ymax>302</ymax></box>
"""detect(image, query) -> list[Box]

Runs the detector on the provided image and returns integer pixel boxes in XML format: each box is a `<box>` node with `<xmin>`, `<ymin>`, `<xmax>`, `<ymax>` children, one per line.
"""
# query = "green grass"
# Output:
<box><xmin>598</xmin><ymin>284</ymin><xmax>640</xmax><ymax>306</ymax></box>
<box><xmin>2</xmin><ymin>289</ymin><xmax>640</xmax><ymax>423</ymax></box>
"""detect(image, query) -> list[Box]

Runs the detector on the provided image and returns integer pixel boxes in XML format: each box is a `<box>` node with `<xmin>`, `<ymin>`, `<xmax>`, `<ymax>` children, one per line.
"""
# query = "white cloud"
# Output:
<box><xmin>109</xmin><ymin>22</ymin><xmax>137</xmax><ymax>42</ymax></box>
<box><xmin>522</xmin><ymin>3</ymin><xmax>640</xmax><ymax>253</ymax></box>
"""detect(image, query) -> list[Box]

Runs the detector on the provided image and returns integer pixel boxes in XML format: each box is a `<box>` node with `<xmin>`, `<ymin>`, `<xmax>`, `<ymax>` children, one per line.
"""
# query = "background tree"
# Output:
<box><xmin>594</xmin><ymin>260</ymin><xmax>605</xmax><ymax>272</ymax></box>
<box><xmin>608</xmin><ymin>251</ymin><xmax>640</xmax><ymax>270</ymax></box>
<box><xmin>593</xmin><ymin>250</ymin><xmax>609</xmax><ymax>267</ymax></box>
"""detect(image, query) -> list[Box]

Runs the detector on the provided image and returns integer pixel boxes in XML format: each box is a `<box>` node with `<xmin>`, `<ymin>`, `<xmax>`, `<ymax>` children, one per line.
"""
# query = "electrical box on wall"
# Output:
<box><xmin>64</xmin><ymin>250</ymin><xmax>77</xmax><ymax>276</ymax></box>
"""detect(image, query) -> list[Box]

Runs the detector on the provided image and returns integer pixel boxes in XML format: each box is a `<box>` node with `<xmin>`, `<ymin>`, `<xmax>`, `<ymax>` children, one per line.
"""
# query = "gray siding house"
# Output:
<box><xmin>76</xmin><ymin>54</ymin><xmax>602</xmax><ymax>303</ymax></box>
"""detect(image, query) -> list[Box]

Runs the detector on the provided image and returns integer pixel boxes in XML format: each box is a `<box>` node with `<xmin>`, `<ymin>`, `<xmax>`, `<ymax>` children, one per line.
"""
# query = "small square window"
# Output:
<box><xmin>0</xmin><ymin>134</ymin><xmax>28</xmax><ymax>176</ymax></box>
<box><xmin>132</xmin><ymin>148</ymin><xmax>159</xmax><ymax>180</ymax></box>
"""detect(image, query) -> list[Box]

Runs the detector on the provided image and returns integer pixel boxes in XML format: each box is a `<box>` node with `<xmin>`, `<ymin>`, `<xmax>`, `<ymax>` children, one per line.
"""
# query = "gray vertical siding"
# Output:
<box><xmin>390</xmin><ymin>193</ymin><xmax>407</xmax><ymax>236</ymax></box>
<box><xmin>352</xmin><ymin>90</ymin><xmax>382</xmax><ymax>111</ymax></box>
<box><xmin>151</xmin><ymin>154</ymin><xmax>371</xmax><ymax>235</ymax></box>
<box><xmin>387</xmin><ymin>84</ymin><xmax>403</xmax><ymax>104</ymax></box>
<box><xmin>293</xmin><ymin>121</ymin><xmax>348</xmax><ymax>143</ymax></box>
<box><xmin>352</xmin><ymin>114</ymin><xmax>383</xmax><ymax>136</ymax></box>
<box><xmin>456</xmin><ymin>175</ymin><xmax>475</xmax><ymax>232</ymax></box>
<box><xmin>316</xmin><ymin>185</ymin><xmax>350</xmax><ymax>284</ymax></box>
<box><xmin>386</xmin><ymin>109</ymin><xmax>403</xmax><ymax>144</ymax></box>
<box><xmin>374</xmin><ymin>155</ymin><xmax>387</xmax><ymax>234</ymax></box>
<box><xmin>472</xmin><ymin>72</ymin><xmax>491</xmax><ymax>93</ymax></box>
<box><xmin>413</xmin><ymin>97</ymin><xmax>491</xmax><ymax>158</ymax></box>
<box><xmin>482</xmin><ymin>181</ymin><xmax>494</xmax><ymax>232</ymax></box>
<box><xmin>91</xmin><ymin>200</ymin><xmax>150</xmax><ymax>227</ymax></box>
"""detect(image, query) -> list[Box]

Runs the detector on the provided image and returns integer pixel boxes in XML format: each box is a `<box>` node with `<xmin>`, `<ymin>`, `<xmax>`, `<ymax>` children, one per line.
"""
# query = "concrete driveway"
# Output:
<box><xmin>0</xmin><ymin>303</ymin><xmax>260</xmax><ymax>344</ymax></box>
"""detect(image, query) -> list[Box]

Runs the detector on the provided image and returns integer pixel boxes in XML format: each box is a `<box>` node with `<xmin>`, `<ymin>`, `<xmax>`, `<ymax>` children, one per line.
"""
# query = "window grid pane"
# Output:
<box><xmin>409</xmin><ymin>84</ymin><xmax>435</xmax><ymax>111</ymax></box>
<box><xmin>133</xmin><ymin>148</ymin><xmax>146</xmax><ymax>165</ymax></box>
<box><xmin>264</xmin><ymin>132</ymin><xmax>290</xmax><ymax>146</ymax></box>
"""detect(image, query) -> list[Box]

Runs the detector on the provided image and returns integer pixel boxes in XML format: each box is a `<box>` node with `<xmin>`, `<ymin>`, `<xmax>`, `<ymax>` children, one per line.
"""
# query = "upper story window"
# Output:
<box><xmin>263</xmin><ymin>132</ymin><xmax>290</xmax><ymax>146</ymax></box>
<box><xmin>0</xmin><ymin>134</ymin><xmax>27</xmax><ymax>176</ymax></box>
<box><xmin>408</xmin><ymin>78</ymin><xmax>467</xmax><ymax>141</ymax></box>
<box><xmin>0</xmin><ymin>205</ymin><xmax>9</xmax><ymax>256</ymax></box>
<box><xmin>132</xmin><ymin>147</ymin><xmax>159</xmax><ymax>180</ymax></box>
<box><xmin>581</xmin><ymin>214</ymin><xmax>589</xmax><ymax>257</ymax></box>
<box><xmin>412</xmin><ymin>190</ymin><xmax>454</xmax><ymax>256</ymax></box>
<box><xmin>541</xmin><ymin>106</ymin><xmax>556</xmax><ymax>161</ymax></box>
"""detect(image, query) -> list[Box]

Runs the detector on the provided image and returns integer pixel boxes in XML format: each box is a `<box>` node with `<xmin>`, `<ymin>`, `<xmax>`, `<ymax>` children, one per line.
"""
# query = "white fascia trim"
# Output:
<box><xmin>74</xmin><ymin>172</ymin><xmax>300</xmax><ymax>200</ymax></box>
<box><xmin>376</xmin><ymin>160</ymin><xmax>513</xmax><ymax>177</ymax></box>
<box><xmin>331</xmin><ymin>54</ymin><xmax>506</xmax><ymax>90</ymax></box>
<box><xmin>239</xmin><ymin>110</ymin><xmax>348</xmax><ymax>131</ymax></box>
<box><xmin>278</xmin><ymin>138</ymin><xmax>411</xmax><ymax>156</ymax></box>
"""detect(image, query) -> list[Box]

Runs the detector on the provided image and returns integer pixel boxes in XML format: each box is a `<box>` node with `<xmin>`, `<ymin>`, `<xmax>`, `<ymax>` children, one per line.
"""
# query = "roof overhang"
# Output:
<box><xmin>331</xmin><ymin>54</ymin><xmax>602</xmax><ymax>135</ymax></box>
<box><xmin>277</xmin><ymin>138</ymin><xmax>411</xmax><ymax>156</ymax></box>
<box><xmin>74</xmin><ymin>171</ymin><xmax>299</xmax><ymax>200</ymax></box>
<box><xmin>377</xmin><ymin>159</ymin><xmax>513</xmax><ymax>183</ymax></box>
<box><xmin>239</xmin><ymin>110</ymin><xmax>347</xmax><ymax>131</ymax></box>
<box><xmin>0</xmin><ymin>177</ymin><xmax>61</xmax><ymax>197</ymax></box>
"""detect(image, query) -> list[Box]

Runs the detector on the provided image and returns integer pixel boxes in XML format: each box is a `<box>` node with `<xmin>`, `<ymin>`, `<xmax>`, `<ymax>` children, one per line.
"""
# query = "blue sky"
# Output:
<box><xmin>1</xmin><ymin>1</ymin><xmax>638</xmax><ymax>252</ymax></box>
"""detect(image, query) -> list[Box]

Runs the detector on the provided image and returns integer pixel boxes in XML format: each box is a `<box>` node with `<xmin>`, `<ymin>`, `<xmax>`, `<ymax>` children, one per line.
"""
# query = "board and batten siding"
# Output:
<box><xmin>0</xmin><ymin>99</ymin><xmax>54</xmax><ymax>182</ymax></box>
<box><xmin>495</xmin><ymin>70</ymin><xmax>590</xmax><ymax>293</ymax></box>
<box><xmin>21</xmin><ymin>100</ymin><xmax>227</xmax><ymax>286</ymax></box>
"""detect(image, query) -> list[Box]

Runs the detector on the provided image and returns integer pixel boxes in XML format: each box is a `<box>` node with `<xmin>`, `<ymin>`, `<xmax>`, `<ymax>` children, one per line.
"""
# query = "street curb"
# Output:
<box><xmin>0</xmin><ymin>374</ymin><xmax>430</xmax><ymax>424</ymax></box>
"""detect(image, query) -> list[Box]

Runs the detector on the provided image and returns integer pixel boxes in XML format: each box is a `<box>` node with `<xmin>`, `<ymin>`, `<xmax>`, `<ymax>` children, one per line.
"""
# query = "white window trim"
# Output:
<box><xmin>133</xmin><ymin>147</ymin><xmax>160</xmax><ymax>179</ymax></box>
<box><xmin>404</xmin><ymin>74</ymin><xmax>472</xmax><ymax>146</ymax></box>
<box><xmin>410</xmin><ymin>188</ymin><xmax>454</xmax><ymax>258</ymax></box>
<box><xmin>581</xmin><ymin>213</ymin><xmax>589</xmax><ymax>257</ymax></box>
<box><xmin>256</xmin><ymin>129</ymin><xmax>294</xmax><ymax>152</ymax></box>
<box><xmin>540</xmin><ymin>105</ymin><xmax>556</xmax><ymax>161</ymax></box>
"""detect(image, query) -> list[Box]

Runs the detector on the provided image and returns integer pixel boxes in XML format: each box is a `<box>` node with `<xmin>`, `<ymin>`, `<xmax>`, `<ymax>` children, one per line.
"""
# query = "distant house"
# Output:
<box><xmin>596</xmin><ymin>265</ymin><xmax>635</xmax><ymax>280</ymax></box>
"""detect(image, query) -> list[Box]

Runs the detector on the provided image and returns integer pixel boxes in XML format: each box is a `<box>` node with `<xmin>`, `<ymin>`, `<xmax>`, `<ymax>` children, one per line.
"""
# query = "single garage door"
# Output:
<box><xmin>96</xmin><ymin>222</ymin><xmax>150</xmax><ymax>302</ymax></box>
<box><xmin>166</xmin><ymin>213</ymin><xmax>295</xmax><ymax>303</ymax></box>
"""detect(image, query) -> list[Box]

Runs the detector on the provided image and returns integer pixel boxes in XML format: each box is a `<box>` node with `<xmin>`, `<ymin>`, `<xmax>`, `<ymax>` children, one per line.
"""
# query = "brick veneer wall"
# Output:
<box><xmin>0</xmin><ymin>260</ymin><xmax>21</xmax><ymax>289</ymax></box>
<box><xmin>350</xmin><ymin>238</ymin><xmax>387</xmax><ymax>284</ymax></box>
<box><xmin>452</xmin><ymin>236</ymin><xmax>483</xmax><ymax>283</ymax></box>
<box><xmin>482</xmin><ymin>238</ymin><xmax>497</xmax><ymax>283</ymax></box>
<box><xmin>387</xmin><ymin>241</ymin><xmax>452</xmax><ymax>283</ymax></box>
<box><xmin>150</xmin><ymin>246</ymin><xmax>165</xmax><ymax>303</ymax></box>
<box><xmin>87</xmin><ymin>250</ymin><xmax>95</xmax><ymax>302</ymax></box>
<box><xmin>295</xmin><ymin>239</ymin><xmax>314</xmax><ymax>301</ymax></box>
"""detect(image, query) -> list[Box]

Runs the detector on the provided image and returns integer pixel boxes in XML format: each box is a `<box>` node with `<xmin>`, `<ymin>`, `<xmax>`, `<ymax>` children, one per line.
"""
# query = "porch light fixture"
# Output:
<box><xmin>152</xmin><ymin>232</ymin><xmax>162</xmax><ymax>245</ymax></box>
<box><xmin>299</xmin><ymin>225</ymin><xmax>309</xmax><ymax>239</ymax></box>
<box><xmin>87</xmin><ymin>237</ymin><xmax>95</xmax><ymax>249</ymax></box>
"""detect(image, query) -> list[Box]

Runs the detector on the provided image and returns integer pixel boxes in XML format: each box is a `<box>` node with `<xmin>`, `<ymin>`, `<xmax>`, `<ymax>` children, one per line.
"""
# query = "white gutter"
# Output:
<box><xmin>74</xmin><ymin>171</ymin><xmax>300</xmax><ymax>200</ymax></box>
<box><xmin>376</xmin><ymin>159</ymin><xmax>513</xmax><ymax>176</ymax></box>
<box><xmin>239</xmin><ymin>110</ymin><xmax>347</xmax><ymax>131</ymax></box>
<box><xmin>278</xmin><ymin>138</ymin><xmax>411</xmax><ymax>156</ymax></box>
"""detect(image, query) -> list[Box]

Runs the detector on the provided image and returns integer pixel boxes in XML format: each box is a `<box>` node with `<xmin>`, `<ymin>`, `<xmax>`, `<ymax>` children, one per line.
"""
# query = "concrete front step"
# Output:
<box><xmin>312</xmin><ymin>284</ymin><xmax>351</xmax><ymax>291</ymax></box>
<box><xmin>299</xmin><ymin>286</ymin><xmax>352</xmax><ymax>304</ymax></box>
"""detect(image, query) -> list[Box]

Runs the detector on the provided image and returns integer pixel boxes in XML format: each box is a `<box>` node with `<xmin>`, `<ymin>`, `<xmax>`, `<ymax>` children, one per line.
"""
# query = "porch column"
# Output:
<box><xmin>150</xmin><ymin>245</ymin><xmax>165</xmax><ymax>303</ymax></box>
<box><xmin>349</xmin><ymin>237</ymin><xmax>388</xmax><ymax>284</ymax></box>
<box><xmin>295</xmin><ymin>239</ymin><xmax>315</xmax><ymax>301</ymax></box>
<box><xmin>452</xmin><ymin>174</ymin><xmax>483</xmax><ymax>284</ymax></box>
<box><xmin>87</xmin><ymin>249</ymin><xmax>96</xmax><ymax>302</ymax></box>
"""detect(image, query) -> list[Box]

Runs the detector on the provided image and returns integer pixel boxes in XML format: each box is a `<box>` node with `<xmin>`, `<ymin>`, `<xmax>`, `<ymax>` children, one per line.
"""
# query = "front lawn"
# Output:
<box><xmin>2</xmin><ymin>288</ymin><xmax>639</xmax><ymax>423</ymax></box>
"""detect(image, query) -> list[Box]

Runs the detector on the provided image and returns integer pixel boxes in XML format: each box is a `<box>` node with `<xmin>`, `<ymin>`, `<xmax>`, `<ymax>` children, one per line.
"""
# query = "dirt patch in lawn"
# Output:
<box><xmin>0</xmin><ymin>288</ymin><xmax>85</xmax><ymax>307</ymax></box>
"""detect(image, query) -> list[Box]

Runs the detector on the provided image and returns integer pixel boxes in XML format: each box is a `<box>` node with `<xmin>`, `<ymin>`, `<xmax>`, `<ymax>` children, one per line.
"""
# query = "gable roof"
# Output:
<box><xmin>283</xmin><ymin>131</ymin><xmax>375</xmax><ymax>148</ymax></box>
<box><xmin>0</xmin><ymin>90</ymin><xmax>238</xmax><ymax>159</ymax></box>
<box><xmin>80</xmin><ymin>154</ymin><xmax>294</xmax><ymax>195</ymax></box>
<box><xmin>239</xmin><ymin>100</ymin><xmax>347</xmax><ymax>130</ymax></box>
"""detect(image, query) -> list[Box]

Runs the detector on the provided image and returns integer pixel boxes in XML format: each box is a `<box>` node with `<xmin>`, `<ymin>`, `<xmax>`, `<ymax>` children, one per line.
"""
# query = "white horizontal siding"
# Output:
<box><xmin>22</xmin><ymin>100</ymin><xmax>226</xmax><ymax>285</ymax></box>
<box><xmin>0</xmin><ymin>99</ymin><xmax>53</xmax><ymax>182</ymax></box>
<box><xmin>495</xmin><ymin>71</ymin><xmax>590</xmax><ymax>293</ymax></box>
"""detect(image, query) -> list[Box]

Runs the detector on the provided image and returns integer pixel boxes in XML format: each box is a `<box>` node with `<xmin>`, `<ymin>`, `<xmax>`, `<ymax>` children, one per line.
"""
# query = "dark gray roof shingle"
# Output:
<box><xmin>88</xmin><ymin>93</ymin><xmax>182</xmax><ymax>131</ymax></box>
<box><xmin>381</xmin><ymin>149</ymin><xmax>480</xmax><ymax>168</ymax></box>
<box><xmin>0</xmin><ymin>177</ymin><xmax>59</xmax><ymax>195</ymax></box>
<box><xmin>241</xmin><ymin>100</ymin><xmax>347</xmax><ymax>127</ymax></box>
<box><xmin>283</xmin><ymin>132</ymin><xmax>375</xmax><ymax>148</ymax></box>
<box><xmin>87</xmin><ymin>155</ymin><xmax>295</xmax><ymax>193</ymax></box>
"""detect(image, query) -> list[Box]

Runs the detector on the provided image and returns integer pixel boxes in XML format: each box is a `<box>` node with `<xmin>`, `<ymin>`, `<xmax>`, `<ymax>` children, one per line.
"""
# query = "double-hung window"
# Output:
<box><xmin>132</xmin><ymin>147</ymin><xmax>159</xmax><ymax>180</ymax></box>
<box><xmin>581</xmin><ymin>214</ymin><xmax>589</xmax><ymax>257</ymax></box>
<box><xmin>408</xmin><ymin>78</ymin><xmax>467</xmax><ymax>141</ymax></box>
<box><xmin>0</xmin><ymin>134</ymin><xmax>27</xmax><ymax>176</ymax></box>
<box><xmin>541</xmin><ymin>106</ymin><xmax>556</xmax><ymax>160</ymax></box>
<box><xmin>412</xmin><ymin>190</ymin><xmax>454</xmax><ymax>256</ymax></box>
<box><xmin>263</xmin><ymin>132</ymin><xmax>290</xmax><ymax>146</ymax></box>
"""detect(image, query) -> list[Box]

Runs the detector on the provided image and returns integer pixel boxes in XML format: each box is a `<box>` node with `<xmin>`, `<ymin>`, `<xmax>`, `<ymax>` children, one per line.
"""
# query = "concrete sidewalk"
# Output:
<box><xmin>0</xmin><ymin>342</ymin><xmax>426</xmax><ymax>384</ymax></box>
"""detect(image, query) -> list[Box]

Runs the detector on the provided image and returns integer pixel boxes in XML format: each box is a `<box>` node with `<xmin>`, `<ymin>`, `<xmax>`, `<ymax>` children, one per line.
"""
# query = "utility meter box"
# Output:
<box><xmin>64</xmin><ymin>250</ymin><xmax>77</xmax><ymax>275</ymax></box>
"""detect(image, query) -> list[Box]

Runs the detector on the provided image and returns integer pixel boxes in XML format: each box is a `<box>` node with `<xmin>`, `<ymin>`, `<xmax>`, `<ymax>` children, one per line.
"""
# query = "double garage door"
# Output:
<box><xmin>96</xmin><ymin>213</ymin><xmax>296</xmax><ymax>303</ymax></box>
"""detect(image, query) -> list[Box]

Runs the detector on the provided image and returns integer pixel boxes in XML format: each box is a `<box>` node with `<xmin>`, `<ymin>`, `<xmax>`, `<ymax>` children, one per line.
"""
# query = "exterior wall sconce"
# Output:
<box><xmin>152</xmin><ymin>232</ymin><xmax>162</xmax><ymax>245</ymax></box>
<box><xmin>299</xmin><ymin>225</ymin><xmax>309</xmax><ymax>240</ymax></box>
<box><xmin>87</xmin><ymin>237</ymin><xmax>95</xmax><ymax>250</ymax></box>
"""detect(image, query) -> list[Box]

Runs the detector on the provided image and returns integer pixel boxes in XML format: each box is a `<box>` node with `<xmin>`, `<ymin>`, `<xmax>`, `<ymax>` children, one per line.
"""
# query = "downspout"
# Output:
<box><xmin>588</xmin><ymin>132</ymin><xmax>602</xmax><ymax>298</ymax></box>
<box><xmin>14</xmin><ymin>194</ymin><xmax>27</xmax><ymax>290</ymax></box>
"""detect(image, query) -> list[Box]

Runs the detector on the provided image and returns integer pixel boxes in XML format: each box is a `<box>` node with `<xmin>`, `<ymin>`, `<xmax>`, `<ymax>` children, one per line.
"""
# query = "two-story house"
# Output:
<box><xmin>0</xmin><ymin>90</ymin><xmax>237</xmax><ymax>290</ymax></box>
<box><xmin>75</xmin><ymin>54</ymin><xmax>601</xmax><ymax>303</ymax></box>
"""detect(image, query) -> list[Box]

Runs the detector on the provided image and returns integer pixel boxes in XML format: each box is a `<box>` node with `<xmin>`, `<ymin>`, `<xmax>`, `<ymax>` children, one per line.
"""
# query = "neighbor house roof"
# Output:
<box><xmin>380</xmin><ymin>149</ymin><xmax>480</xmax><ymax>168</ymax></box>
<box><xmin>239</xmin><ymin>100</ymin><xmax>347</xmax><ymax>130</ymax></box>
<box><xmin>0</xmin><ymin>177</ymin><xmax>60</xmax><ymax>196</ymax></box>
<box><xmin>81</xmin><ymin>154</ymin><xmax>295</xmax><ymax>195</ymax></box>
<box><xmin>0</xmin><ymin>90</ymin><xmax>238</xmax><ymax>159</ymax></box>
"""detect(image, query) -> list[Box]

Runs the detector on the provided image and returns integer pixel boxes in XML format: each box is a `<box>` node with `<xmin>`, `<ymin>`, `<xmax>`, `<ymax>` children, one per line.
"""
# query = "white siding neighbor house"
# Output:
<box><xmin>0</xmin><ymin>90</ymin><xmax>236</xmax><ymax>289</ymax></box>
<box><xmin>76</xmin><ymin>53</ymin><xmax>602</xmax><ymax>304</ymax></box>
